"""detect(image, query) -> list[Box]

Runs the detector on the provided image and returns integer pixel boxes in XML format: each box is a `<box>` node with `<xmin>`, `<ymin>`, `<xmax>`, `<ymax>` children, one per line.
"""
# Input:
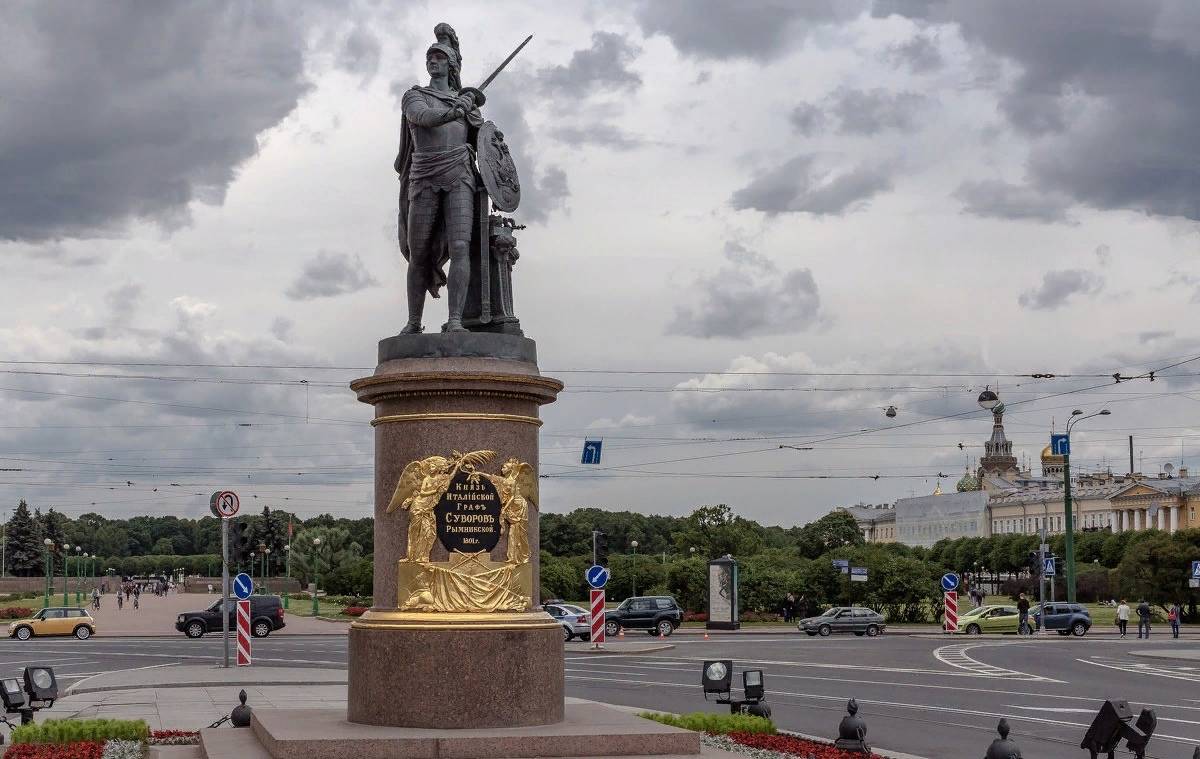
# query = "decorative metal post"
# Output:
<box><xmin>311</xmin><ymin>538</ymin><xmax>322</xmax><ymax>616</ymax></box>
<box><xmin>42</xmin><ymin>541</ymin><xmax>50</xmax><ymax>608</ymax></box>
<box><xmin>834</xmin><ymin>699</ymin><xmax>870</xmax><ymax>754</ymax></box>
<box><xmin>62</xmin><ymin>546</ymin><xmax>70</xmax><ymax>606</ymax></box>
<box><xmin>985</xmin><ymin>719</ymin><xmax>1022</xmax><ymax>759</ymax></box>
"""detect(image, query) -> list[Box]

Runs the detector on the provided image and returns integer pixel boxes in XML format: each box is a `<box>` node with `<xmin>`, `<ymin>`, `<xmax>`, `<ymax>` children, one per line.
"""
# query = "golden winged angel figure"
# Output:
<box><xmin>487</xmin><ymin>457</ymin><xmax>537</xmax><ymax>565</ymax></box>
<box><xmin>387</xmin><ymin>450</ymin><xmax>496</xmax><ymax>563</ymax></box>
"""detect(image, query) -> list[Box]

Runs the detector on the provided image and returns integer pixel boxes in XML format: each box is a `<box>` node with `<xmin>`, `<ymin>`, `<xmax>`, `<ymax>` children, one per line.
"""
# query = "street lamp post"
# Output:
<box><xmin>43</xmin><ymin>539</ymin><xmax>52</xmax><ymax>608</ymax></box>
<box><xmin>1063</xmin><ymin>408</ymin><xmax>1111</xmax><ymax>603</ymax></box>
<box><xmin>630</xmin><ymin>540</ymin><xmax>639</xmax><ymax>597</ymax></box>
<box><xmin>312</xmin><ymin>537</ymin><xmax>322</xmax><ymax>616</ymax></box>
<box><xmin>284</xmin><ymin>544</ymin><xmax>291</xmax><ymax>610</ymax></box>
<box><xmin>62</xmin><ymin>544</ymin><xmax>71</xmax><ymax>606</ymax></box>
<box><xmin>76</xmin><ymin>551</ymin><xmax>85</xmax><ymax>603</ymax></box>
<box><xmin>264</xmin><ymin>548</ymin><xmax>271</xmax><ymax>594</ymax></box>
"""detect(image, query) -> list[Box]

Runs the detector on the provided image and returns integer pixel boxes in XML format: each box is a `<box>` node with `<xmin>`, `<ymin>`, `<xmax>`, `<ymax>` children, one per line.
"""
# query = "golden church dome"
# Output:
<box><xmin>1041</xmin><ymin>444</ymin><xmax>1065</xmax><ymax>464</ymax></box>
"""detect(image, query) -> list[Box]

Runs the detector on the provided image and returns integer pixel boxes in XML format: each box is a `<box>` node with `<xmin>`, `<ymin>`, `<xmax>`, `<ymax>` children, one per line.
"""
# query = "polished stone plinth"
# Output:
<box><xmin>347</xmin><ymin>610</ymin><xmax>563</xmax><ymax>728</ymax></box>
<box><xmin>348</xmin><ymin>333</ymin><xmax>563</xmax><ymax>728</ymax></box>
<box><xmin>223</xmin><ymin>703</ymin><xmax>704</xmax><ymax>759</ymax></box>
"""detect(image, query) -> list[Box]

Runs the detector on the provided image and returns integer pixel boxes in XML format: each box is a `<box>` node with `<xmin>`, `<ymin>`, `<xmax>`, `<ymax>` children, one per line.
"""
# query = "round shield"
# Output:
<box><xmin>477</xmin><ymin>121</ymin><xmax>521</xmax><ymax>212</ymax></box>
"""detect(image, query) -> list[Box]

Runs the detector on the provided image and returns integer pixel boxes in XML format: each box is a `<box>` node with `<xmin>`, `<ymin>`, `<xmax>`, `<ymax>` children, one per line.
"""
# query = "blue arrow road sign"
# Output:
<box><xmin>581</xmin><ymin>440</ymin><xmax>603</xmax><ymax>465</ymax></box>
<box><xmin>1050</xmin><ymin>433</ymin><xmax>1070</xmax><ymax>456</ymax></box>
<box><xmin>1192</xmin><ymin>560</ymin><xmax>1200</xmax><ymax>579</ymax></box>
<box><xmin>1043</xmin><ymin>557</ymin><xmax>1056</xmax><ymax>576</ymax></box>
<box><xmin>233</xmin><ymin>572</ymin><xmax>254</xmax><ymax>600</ymax></box>
<box><xmin>940</xmin><ymin>573</ymin><xmax>959</xmax><ymax>592</ymax></box>
<box><xmin>585</xmin><ymin>565</ymin><xmax>609</xmax><ymax>589</ymax></box>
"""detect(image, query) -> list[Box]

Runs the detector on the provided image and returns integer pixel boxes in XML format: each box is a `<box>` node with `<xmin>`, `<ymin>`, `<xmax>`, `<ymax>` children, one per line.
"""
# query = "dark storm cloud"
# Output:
<box><xmin>667</xmin><ymin>242</ymin><xmax>821</xmax><ymax>338</ymax></box>
<box><xmin>336</xmin><ymin>25</ymin><xmax>382</xmax><ymax>82</ymax></box>
<box><xmin>886</xmin><ymin>32</ymin><xmax>944</xmax><ymax>73</ymax></box>
<box><xmin>878</xmin><ymin>1</ymin><xmax>1200</xmax><ymax>221</ymax></box>
<box><xmin>485</xmin><ymin>73</ymin><xmax>569</xmax><ymax>223</ymax></box>
<box><xmin>1017</xmin><ymin>269</ymin><xmax>1103</xmax><ymax>311</ymax></box>
<box><xmin>634</xmin><ymin>0</ymin><xmax>864</xmax><ymax>61</ymax></box>
<box><xmin>549</xmin><ymin>125</ymin><xmax>645</xmax><ymax>150</ymax></box>
<box><xmin>536</xmin><ymin>32</ymin><xmax>641</xmax><ymax>96</ymax></box>
<box><xmin>954</xmin><ymin>180</ymin><xmax>1072</xmax><ymax>222</ymax></box>
<box><xmin>788</xmin><ymin>104</ymin><xmax>825</xmax><ymax>136</ymax></box>
<box><xmin>731</xmin><ymin>155</ymin><xmax>893</xmax><ymax>216</ymax></box>
<box><xmin>0</xmin><ymin>2</ymin><xmax>313</xmax><ymax>243</ymax></box>
<box><xmin>285</xmin><ymin>252</ymin><xmax>379</xmax><ymax>301</ymax></box>
<box><xmin>828</xmin><ymin>87</ymin><xmax>927</xmax><ymax>134</ymax></box>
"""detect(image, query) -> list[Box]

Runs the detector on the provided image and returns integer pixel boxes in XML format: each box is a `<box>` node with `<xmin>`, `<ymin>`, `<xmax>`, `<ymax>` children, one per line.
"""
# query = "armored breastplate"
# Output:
<box><xmin>412</xmin><ymin>97</ymin><xmax>468</xmax><ymax>152</ymax></box>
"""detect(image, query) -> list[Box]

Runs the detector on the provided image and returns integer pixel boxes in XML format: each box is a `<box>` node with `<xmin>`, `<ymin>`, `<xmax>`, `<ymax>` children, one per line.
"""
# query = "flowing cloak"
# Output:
<box><xmin>395</xmin><ymin>86</ymin><xmax>484</xmax><ymax>298</ymax></box>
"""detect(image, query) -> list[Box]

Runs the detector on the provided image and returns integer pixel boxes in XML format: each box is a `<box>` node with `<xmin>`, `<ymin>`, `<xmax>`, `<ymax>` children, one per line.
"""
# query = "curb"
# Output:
<box><xmin>68</xmin><ymin>676</ymin><xmax>348</xmax><ymax>696</ymax></box>
<box><xmin>565</xmin><ymin>643</ymin><xmax>675</xmax><ymax>655</ymax></box>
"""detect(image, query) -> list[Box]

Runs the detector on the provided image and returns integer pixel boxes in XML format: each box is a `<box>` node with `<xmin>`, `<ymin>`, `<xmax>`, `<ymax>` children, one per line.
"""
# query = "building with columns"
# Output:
<box><xmin>833</xmin><ymin>396</ymin><xmax>1200</xmax><ymax>544</ymax></box>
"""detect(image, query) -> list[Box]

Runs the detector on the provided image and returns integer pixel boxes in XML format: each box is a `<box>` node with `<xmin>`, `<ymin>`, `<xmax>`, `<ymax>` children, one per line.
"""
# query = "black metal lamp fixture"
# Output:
<box><xmin>701</xmin><ymin>660</ymin><xmax>732</xmax><ymax>697</ymax></box>
<box><xmin>22</xmin><ymin>667</ymin><xmax>57</xmax><ymax>705</ymax></box>
<box><xmin>742</xmin><ymin>669</ymin><xmax>764</xmax><ymax>701</ymax></box>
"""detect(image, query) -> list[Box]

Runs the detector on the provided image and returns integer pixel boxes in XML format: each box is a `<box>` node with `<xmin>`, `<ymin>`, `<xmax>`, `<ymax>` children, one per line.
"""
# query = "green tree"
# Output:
<box><xmin>795</xmin><ymin>511</ymin><xmax>864</xmax><ymax>559</ymax></box>
<box><xmin>6</xmin><ymin>501</ymin><xmax>44</xmax><ymax>576</ymax></box>
<box><xmin>288</xmin><ymin>526</ymin><xmax>363</xmax><ymax>586</ymax></box>
<box><xmin>1116</xmin><ymin>532</ymin><xmax>1191</xmax><ymax>608</ymax></box>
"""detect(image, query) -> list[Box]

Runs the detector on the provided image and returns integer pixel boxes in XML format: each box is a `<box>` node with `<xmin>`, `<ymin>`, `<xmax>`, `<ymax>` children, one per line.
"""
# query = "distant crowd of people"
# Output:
<box><xmin>87</xmin><ymin>578</ymin><xmax>176</xmax><ymax>612</ymax></box>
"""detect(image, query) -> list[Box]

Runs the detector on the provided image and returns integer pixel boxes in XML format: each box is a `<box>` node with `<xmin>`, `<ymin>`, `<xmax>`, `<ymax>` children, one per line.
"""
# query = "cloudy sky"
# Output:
<box><xmin>2</xmin><ymin>0</ymin><xmax>1199</xmax><ymax>529</ymax></box>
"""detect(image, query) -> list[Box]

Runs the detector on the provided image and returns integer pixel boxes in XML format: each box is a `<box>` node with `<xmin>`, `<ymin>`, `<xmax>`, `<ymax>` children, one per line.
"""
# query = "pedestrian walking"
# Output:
<box><xmin>133</xmin><ymin>594</ymin><xmax>139</xmax><ymax>611</ymax></box>
<box><xmin>1169</xmin><ymin>602</ymin><xmax>1181</xmax><ymax>639</ymax></box>
<box><xmin>783</xmin><ymin>592</ymin><xmax>796</xmax><ymax>623</ymax></box>
<box><xmin>1136</xmin><ymin>599</ymin><xmax>1151</xmax><ymax>638</ymax></box>
<box><xmin>117</xmin><ymin>592</ymin><xmax>123</xmax><ymax>610</ymax></box>
<box><xmin>1116</xmin><ymin>599</ymin><xmax>1129</xmax><ymax>638</ymax></box>
<box><xmin>1017</xmin><ymin>593</ymin><xmax>1031</xmax><ymax>635</ymax></box>
<box><xmin>91</xmin><ymin>588</ymin><xmax>100</xmax><ymax>610</ymax></box>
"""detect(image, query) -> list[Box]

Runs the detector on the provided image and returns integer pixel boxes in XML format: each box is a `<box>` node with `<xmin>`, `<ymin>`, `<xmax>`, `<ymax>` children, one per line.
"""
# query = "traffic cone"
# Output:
<box><xmin>618</xmin><ymin>628</ymin><xmax>625</xmax><ymax>638</ymax></box>
<box><xmin>703</xmin><ymin>632</ymin><xmax>709</xmax><ymax>640</ymax></box>
<box><xmin>658</xmin><ymin>629</ymin><xmax>665</xmax><ymax>640</ymax></box>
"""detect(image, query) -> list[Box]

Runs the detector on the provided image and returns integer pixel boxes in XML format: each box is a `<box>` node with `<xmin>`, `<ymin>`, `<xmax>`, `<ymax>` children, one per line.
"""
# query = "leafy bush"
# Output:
<box><xmin>11</xmin><ymin>719</ymin><xmax>149</xmax><ymax>745</ymax></box>
<box><xmin>3</xmin><ymin>741</ymin><xmax>105</xmax><ymax>759</ymax></box>
<box><xmin>0</xmin><ymin>608</ymin><xmax>33</xmax><ymax>619</ymax></box>
<box><xmin>682</xmin><ymin>611</ymin><xmax>708</xmax><ymax>623</ymax></box>
<box><xmin>639</xmin><ymin>711</ymin><xmax>775</xmax><ymax>735</ymax></box>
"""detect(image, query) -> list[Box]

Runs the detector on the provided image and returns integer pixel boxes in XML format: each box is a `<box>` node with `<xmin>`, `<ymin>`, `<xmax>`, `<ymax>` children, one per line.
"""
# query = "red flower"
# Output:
<box><xmin>3</xmin><ymin>741</ymin><xmax>105</xmax><ymax>759</ymax></box>
<box><xmin>725</xmin><ymin>731</ymin><xmax>887</xmax><ymax>759</ymax></box>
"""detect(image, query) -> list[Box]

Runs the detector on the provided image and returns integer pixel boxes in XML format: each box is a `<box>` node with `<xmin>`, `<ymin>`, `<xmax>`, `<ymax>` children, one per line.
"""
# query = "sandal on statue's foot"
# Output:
<box><xmin>442</xmin><ymin>319</ymin><xmax>468</xmax><ymax>333</ymax></box>
<box><xmin>400</xmin><ymin>321</ymin><xmax>424</xmax><ymax>334</ymax></box>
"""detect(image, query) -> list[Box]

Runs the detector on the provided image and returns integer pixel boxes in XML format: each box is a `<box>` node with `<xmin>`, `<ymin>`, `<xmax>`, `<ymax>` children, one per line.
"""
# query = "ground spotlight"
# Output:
<box><xmin>699</xmin><ymin>660</ymin><xmax>769</xmax><ymax>717</ymax></box>
<box><xmin>22</xmin><ymin>667</ymin><xmax>58</xmax><ymax>706</ymax></box>
<box><xmin>701</xmin><ymin>660</ymin><xmax>732</xmax><ymax>698</ymax></box>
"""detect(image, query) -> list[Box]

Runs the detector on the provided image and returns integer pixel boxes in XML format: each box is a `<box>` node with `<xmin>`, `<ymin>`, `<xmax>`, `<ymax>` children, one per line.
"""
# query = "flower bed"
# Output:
<box><xmin>3</xmin><ymin>742</ymin><xmax>105</xmax><ymax>759</ymax></box>
<box><xmin>340</xmin><ymin>606</ymin><xmax>368</xmax><ymax>617</ymax></box>
<box><xmin>0</xmin><ymin>607</ymin><xmax>33</xmax><ymax>619</ymax></box>
<box><xmin>149</xmin><ymin>730</ymin><xmax>199</xmax><ymax>746</ymax></box>
<box><xmin>705</xmin><ymin>732</ymin><xmax>889</xmax><ymax>759</ymax></box>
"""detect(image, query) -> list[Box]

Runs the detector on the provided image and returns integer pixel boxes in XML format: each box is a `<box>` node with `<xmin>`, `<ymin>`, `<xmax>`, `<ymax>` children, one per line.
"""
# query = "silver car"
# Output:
<box><xmin>798</xmin><ymin>606</ymin><xmax>886</xmax><ymax>637</ymax></box>
<box><xmin>544</xmin><ymin>603</ymin><xmax>591</xmax><ymax>642</ymax></box>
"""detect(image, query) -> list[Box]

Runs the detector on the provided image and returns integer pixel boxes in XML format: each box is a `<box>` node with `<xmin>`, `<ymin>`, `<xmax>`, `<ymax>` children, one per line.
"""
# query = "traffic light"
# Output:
<box><xmin>593</xmin><ymin>531</ymin><xmax>608</xmax><ymax>567</ymax></box>
<box><xmin>230</xmin><ymin>519</ymin><xmax>251</xmax><ymax>563</ymax></box>
<box><xmin>1027</xmin><ymin>551</ymin><xmax>1041</xmax><ymax>575</ymax></box>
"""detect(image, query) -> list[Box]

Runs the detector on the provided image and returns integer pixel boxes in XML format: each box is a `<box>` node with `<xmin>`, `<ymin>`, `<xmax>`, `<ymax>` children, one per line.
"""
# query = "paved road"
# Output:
<box><xmin>1</xmin><ymin>633</ymin><xmax>1198</xmax><ymax>757</ymax></box>
<box><xmin>565</xmin><ymin>634</ymin><xmax>1200</xmax><ymax>759</ymax></box>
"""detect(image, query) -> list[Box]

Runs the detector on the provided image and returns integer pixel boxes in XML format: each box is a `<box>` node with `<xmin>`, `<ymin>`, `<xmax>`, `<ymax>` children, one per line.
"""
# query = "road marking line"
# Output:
<box><xmin>65</xmin><ymin>663</ymin><xmax>179</xmax><ymax>695</ymax></box>
<box><xmin>1077</xmin><ymin>658</ymin><xmax>1200</xmax><ymax>683</ymax></box>
<box><xmin>933</xmin><ymin>642</ymin><xmax>1059</xmax><ymax>681</ymax></box>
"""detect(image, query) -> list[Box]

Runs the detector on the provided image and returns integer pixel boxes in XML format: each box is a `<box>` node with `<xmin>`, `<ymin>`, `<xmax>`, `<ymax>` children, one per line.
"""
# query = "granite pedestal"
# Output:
<box><xmin>347</xmin><ymin>333</ymin><xmax>564</xmax><ymax>728</ymax></box>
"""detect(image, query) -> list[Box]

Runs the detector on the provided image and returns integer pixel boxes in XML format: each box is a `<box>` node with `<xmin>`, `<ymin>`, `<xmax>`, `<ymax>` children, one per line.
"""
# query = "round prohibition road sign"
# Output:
<box><xmin>210</xmin><ymin>490</ymin><xmax>240</xmax><ymax>519</ymax></box>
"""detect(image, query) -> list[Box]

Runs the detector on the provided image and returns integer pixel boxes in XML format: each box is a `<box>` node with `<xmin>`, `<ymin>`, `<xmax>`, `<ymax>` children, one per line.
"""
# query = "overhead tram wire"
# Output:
<box><xmin>544</xmin><ymin>353</ymin><xmax>1200</xmax><ymax>477</ymax></box>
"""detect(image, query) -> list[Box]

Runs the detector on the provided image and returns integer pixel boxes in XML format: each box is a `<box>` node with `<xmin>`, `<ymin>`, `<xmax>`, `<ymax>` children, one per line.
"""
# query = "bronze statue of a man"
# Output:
<box><xmin>395</xmin><ymin>28</ymin><xmax>483</xmax><ymax>334</ymax></box>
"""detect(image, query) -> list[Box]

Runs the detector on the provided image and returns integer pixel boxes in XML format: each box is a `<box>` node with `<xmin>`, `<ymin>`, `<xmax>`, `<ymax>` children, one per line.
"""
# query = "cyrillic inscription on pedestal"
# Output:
<box><xmin>388</xmin><ymin>449</ymin><xmax>536</xmax><ymax>613</ymax></box>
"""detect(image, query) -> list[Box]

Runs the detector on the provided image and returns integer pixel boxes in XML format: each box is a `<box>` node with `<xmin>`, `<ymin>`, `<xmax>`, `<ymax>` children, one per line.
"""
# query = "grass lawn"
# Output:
<box><xmin>284</xmin><ymin>599</ymin><xmax>347</xmax><ymax>618</ymax></box>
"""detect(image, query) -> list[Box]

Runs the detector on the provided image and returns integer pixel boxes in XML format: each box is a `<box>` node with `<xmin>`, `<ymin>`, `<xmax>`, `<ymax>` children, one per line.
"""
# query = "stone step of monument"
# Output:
<box><xmin>200</xmin><ymin>727</ymin><xmax>271</xmax><ymax>759</ymax></box>
<box><xmin>238</xmin><ymin>704</ymin><xmax>704</xmax><ymax>759</ymax></box>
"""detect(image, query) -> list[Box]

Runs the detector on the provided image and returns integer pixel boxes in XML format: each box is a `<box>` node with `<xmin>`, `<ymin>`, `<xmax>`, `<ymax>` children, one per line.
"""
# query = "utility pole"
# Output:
<box><xmin>1063</xmin><ymin>409</ymin><xmax>1111</xmax><ymax>603</ymax></box>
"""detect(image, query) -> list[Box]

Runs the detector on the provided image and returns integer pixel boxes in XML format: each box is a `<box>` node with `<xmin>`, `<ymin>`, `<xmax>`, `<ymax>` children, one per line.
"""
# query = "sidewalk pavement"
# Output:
<box><xmin>564</xmin><ymin>641</ymin><xmax>674</xmax><ymax>654</ymax></box>
<box><xmin>79</xmin><ymin>591</ymin><xmax>345</xmax><ymax>636</ymax></box>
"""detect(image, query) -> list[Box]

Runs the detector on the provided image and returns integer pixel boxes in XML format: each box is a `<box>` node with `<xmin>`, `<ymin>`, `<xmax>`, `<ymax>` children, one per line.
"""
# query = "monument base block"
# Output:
<box><xmin>213</xmin><ymin>703</ymin><xmax>706</xmax><ymax>759</ymax></box>
<box><xmin>347</xmin><ymin>610</ymin><xmax>563</xmax><ymax>728</ymax></box>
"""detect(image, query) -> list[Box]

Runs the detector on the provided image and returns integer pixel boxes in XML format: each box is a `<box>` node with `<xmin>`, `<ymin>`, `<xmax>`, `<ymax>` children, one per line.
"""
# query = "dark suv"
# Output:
<box><xmin>176</xmin><ymin>595</ymin><xmax>286</xmax><ymax>638</ymax></box>
<box><xmin>604</xmin><ymin>596</ymin><xmax>683</xmax><ymax>638</ymax></box>
<box><xmin>1033</xmin><ymin>602</ymin><xmax>1091</xmax><ymax>636</ymax></box>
